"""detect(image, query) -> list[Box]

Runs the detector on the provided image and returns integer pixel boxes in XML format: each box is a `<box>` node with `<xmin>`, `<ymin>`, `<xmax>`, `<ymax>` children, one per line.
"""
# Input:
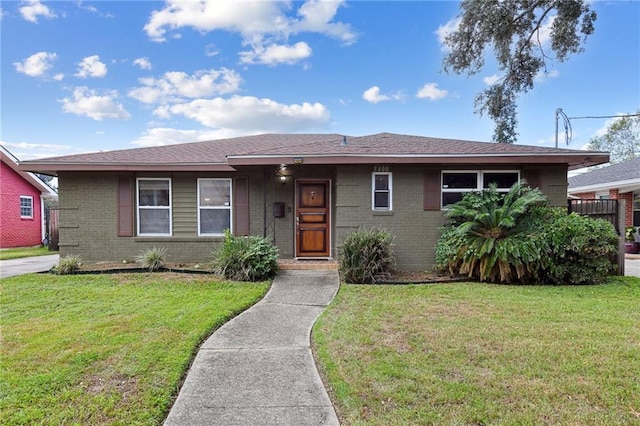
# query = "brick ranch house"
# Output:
<box><xmin>20</xmin><ymin>133</ymin><xmax>608</xmax><ymax>271</ymax></box>
<box><xmin>1</xmin><ymin>146</ymin><xmax>58</xmax><ymax>249</ymax></box>
<box><xmin>568</xmin><ymin>157</ymin><xmax>640</xmax><ymax>231</ymax></box>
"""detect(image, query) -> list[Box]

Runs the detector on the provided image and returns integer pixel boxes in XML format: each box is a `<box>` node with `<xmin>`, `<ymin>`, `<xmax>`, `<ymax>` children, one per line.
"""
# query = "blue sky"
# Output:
<box><xmin>1</xmin><ymin>0</ymin><xmax>639</xmax><ymax>161</ymax></box>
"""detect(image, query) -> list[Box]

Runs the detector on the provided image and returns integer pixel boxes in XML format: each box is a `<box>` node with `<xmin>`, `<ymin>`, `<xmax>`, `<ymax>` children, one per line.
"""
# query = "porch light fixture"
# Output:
<box><xmin>276</xmin><ymin>165</ymin><xmax>294</xmax><ymax>184</ymax></box>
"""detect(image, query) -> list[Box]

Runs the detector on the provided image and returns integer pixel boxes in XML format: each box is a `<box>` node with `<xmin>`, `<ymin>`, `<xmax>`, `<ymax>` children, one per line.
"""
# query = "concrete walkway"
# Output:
<box><xmin>164</xmin><ymin>269</ymin><xmax>341</xmax><ymax>426</ymax></box>
<box><xmin>0</xmin><ymin>254</ymin><xmax>59</xmax><ymax>278</ymax></box>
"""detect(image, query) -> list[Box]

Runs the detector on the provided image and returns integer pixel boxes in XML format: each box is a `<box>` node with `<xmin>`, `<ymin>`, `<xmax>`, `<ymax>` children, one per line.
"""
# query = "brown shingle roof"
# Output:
<box><xmin>20</xmin><ymin>132</ymin><xmax>609</xmax><ymax>175</ymax></box>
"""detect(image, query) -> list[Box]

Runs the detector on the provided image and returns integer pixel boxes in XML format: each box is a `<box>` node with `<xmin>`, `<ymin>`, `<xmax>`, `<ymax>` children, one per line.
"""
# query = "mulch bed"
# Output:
<box><xmin>63</xmin><ymin>261</ymin><xmax>467</xmax><ymax>283</ymax></box>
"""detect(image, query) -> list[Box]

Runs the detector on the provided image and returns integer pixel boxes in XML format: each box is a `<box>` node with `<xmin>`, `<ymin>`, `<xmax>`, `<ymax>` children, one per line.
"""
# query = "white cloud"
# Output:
<box><xmin>14</xmin><ymin>51</ymin><xmax>57</xmax><ymax>77</ymax></box>
<box><xmin>483</xmin><ymin>74</ymin><xmax>501</xmax><ymax>86</ymax></box>
<box><xmin>158</xmin><ymin>95</ymin><xmax>330</xmax><ymax>132</ymax></box>
<box><xmin>363</xmin><ymin>86</ymin><xmax>389</xmax><ymax>104</ymax></box>
<box><xmin>75</xmin><ymin>55</ymin><xmax>107</xmax><ymax>78</ymax></box>
<box><xmin>291</xmin><ymin>0</ymin><xmax>356</xmax><ymax>45</ymax></box>
<box><xmin>128</xmin><ymin>68</ymin><xmax>241</xmax><ymax>104</ymax></box>
<box><xmin>435</xmin><ymin>17</ymin><xmax>460</xmax><ymax>51</ymax></box>
<box><xmin>1</xmin><ymin>140</ymin><xmax>74</xmax><ymax>160</ymax></box>
<box><xmin>144</xmin><ymin>0</ymin><xmax>354</xmax><ymax>43</ymax></box>
<box><xmin>60</xmin><ymin>87</ymin><xmax>131</xmax><ymax>121</ymax></box>
<box><xmin>416</xmin><ymin>83</ymin><xmax>448</xmax><ymax>100</ymax></box>
<box><xmin>133</xmin><ymin>57</ymin><xmax>152</xmax><ymax>70</ymax></box>
<box><xmin>131</xmin><ymin>127</ymin><xmax>246</xmax><ymax>147</ymax></box>
<box><xmin>53</xmin><ymin>73</ymin><xmax>64</xmax><ymax>81</ymax></box>
<box><xmin>205</xmin><ymin>44</ymin><xmax>219</xmax><ymax>57</ymax></box>
<box><xmin>19</xmin><ymin>0</ymin><xmax>56</xmax><ymax>23</ymax></box>
<box><xmin>534</xmin><ymin>15</ymin><xmax>555</xmax><ymax>47</ymax></box>
<box><xmin>534</xmin><ymin>69</ymin><xmax>559</xmax><ymax>83</ymax></box>
<box><xmin>240</xmin><ymin>41</ymin><xmax>312</xmax><ymax>65</ymax></box>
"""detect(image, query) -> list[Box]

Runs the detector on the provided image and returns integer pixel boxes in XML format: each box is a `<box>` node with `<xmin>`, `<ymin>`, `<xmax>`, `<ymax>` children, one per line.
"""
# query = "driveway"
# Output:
<box><xmin>626</xmin><ymin>256</ymin><xmax>640</xmax><ymax>278</ymax></box>
<box><xmin>0</xmin><ymin>254</ymin><xmax>59</xmax><ymax>279</ymax></box>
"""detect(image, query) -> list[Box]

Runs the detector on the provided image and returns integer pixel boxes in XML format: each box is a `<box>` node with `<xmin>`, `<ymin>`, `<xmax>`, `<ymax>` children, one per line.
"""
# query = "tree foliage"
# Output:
<box><xmin>587</xmin><ymin>114</ymin><xmax>640</xmax><ymax>163</ymax></box>
<box><xmin>442</xmin><ymin>0</ymin><xmax>597</xmax><ymax>143</ymax></box>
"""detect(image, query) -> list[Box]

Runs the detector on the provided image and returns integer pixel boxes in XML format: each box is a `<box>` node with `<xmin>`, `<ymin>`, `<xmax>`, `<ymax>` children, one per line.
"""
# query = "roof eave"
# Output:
<box><xmin>568</xmin><ymin>178</ymin><xmax>640</xmax><ymax>194</ymax></box>
<box><xmin>18</xmin><ymin>162</ymin><xmax>236</xmax><ymax>175</ymax></box>
<box><xmin>227</xmin><ymin>153</ymin><xmax>610</xmax><ymax>168</ymax></box>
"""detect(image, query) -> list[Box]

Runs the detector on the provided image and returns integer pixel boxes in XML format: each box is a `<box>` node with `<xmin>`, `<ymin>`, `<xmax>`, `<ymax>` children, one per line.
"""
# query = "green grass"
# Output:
<box><xmin>0</xmin><ymin>273</ymin><xmax>268</xmax><ymax>425</ymax></box>
<box><xmin>313</xmin><ymin>277</ymin><xmax>640</xmax><ymax>425</ymax></box>
<box><xmin>0</xmin><ymin>246</ymin><xmax>56</xmax><ymax>260</ymax></box>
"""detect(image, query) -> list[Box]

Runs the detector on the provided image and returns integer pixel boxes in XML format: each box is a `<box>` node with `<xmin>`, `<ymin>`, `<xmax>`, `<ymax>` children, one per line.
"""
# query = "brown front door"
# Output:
<box><xmin>295</xmin><ymin>179</ymin><xmax>330</xmax><ymax>257</ymax></box>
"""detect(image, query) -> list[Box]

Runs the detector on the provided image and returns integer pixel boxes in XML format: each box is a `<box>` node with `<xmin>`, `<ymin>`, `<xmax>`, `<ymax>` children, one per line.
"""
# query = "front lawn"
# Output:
<box><xmin>0</xmin><ymin>273</ymin><xmax>268</xmax><ymax>425</ymax></box>
<box><xmin>314</xmin><ymin>277</ymin><xmax>640</xmax><ymax>425</ymax></box>
<box><xmin>0</xmin><ymin>246</ymin><xmax>55</xmax><ymax>260</ymax></box>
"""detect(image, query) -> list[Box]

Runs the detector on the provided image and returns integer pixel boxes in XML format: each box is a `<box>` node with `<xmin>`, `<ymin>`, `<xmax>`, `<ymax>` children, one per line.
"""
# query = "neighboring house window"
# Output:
<box><xmin>20</xmin><ymin>196</ymin><xmax>33</xmax><ymax>218</ymax></box>
<box><xmin>596</xmin><ymin>191</ymin><xmax>610</xmax><ymax>200</ymax></box>
<box><xmin>372</xmin><ymin>172</ymin><xmax>392</xmax><ymax>210</ymax></box>
<box><xmin>441</xmin><ymin>170</ymin><xmax>519</xmax><ymax>207</ymax></box>
<box><xmin>137</xmin><ymin>178</ymin><xmax>171</xmax><ymax>236</ymax></box>
<box><xmin>198</xmin><ymin>178</ymin><xmax>232</xmax><ymax>236</ymax></box>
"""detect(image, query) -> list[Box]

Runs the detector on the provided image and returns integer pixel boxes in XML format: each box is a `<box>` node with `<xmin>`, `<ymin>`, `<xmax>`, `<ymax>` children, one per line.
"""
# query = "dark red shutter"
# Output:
<box><xmin>118</xmin><ymin>177</ymin><xmax>133</xmax><ymax>236</ymax></box>
<box><xmin>523</xmin><ymin>169</ymin><xmax>541</xmax><ymax>189</ymax></box>
<box><xmin>423</xmin><ymin>169</ymin><xmax>441</xmax><ymax>211</ymax></box>
<box><xmin>234</xmin><ymin>177</ymin><xmax>250</xmax><ymax>236</ymax></box>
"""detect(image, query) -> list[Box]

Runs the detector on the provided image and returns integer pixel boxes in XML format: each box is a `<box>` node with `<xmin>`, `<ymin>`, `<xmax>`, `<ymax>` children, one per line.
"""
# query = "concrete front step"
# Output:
<box><xmin>277</xmin><ymin>258</ymin><xmax>339</xmax><ymax>270</ymax></box>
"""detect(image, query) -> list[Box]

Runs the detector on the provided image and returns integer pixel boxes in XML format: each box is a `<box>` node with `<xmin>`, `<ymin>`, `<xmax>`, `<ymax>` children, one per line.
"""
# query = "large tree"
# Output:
<box><xmin>587</xmin><ymin>114</ymin><xmax>640</xmax><ymax>163</ymax></box>
<box><xmin>442</xmin><ymin>0</ymin><xmax>597</xmax><ymax>143</ymax></box>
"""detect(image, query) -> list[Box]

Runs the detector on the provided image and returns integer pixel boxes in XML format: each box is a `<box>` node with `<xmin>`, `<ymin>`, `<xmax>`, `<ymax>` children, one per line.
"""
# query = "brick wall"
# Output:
<box><xmin>609</xmin><ymin>189</ymin><xmax>634</xmax><ymax>227</ymax></box>
<box><xmin>0</xmin><ymin>161</ymin><xmax>43</xmax><ymax>248</ymax></box>
<box><xmin>57</xmin><ymin>163</ymin><xmax>572</xmax><ymax>269</ymax></box>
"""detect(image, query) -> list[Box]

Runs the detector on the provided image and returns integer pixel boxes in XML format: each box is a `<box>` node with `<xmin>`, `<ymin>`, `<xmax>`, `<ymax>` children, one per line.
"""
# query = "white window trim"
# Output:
<box><xmin>20</xmin><ymin>195</ymin><xmax>34</xmax><ymax>219</ymax></box>
<box><xmin>136</xmin><ymin>178</ymin><xmax>172</xmax><ymax>237</ymax></box>
<box><xmin>197</xmin><ymin>178</ymin><xmax>233</xmax><ymax>237</ymax></box>
<box><xmin>441</xmin><ymin>170</ymin><xmax>520</xmax><ymax>208</ymax></box>
<box><xmin>372</xmin><ymin>172</ymin><xmax>393</xmax><ymax>211</ymax></box>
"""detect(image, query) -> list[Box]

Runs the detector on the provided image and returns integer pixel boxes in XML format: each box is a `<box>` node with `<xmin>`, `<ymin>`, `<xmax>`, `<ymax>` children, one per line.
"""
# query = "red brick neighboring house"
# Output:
<box><xmin>568</xmin><ymin>157</ymin><xmax>640</xmax><ymax>229</ymax></box>
<box><xmin>1</xmin><ymin>146</ymin><xmax>57</xmax><ymax>248</ymax></box>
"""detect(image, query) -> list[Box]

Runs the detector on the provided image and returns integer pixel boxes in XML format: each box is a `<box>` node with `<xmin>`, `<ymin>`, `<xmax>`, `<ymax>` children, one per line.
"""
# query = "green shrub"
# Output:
<box><xmin>540</xmin><ymin>213</ymin><xmax>618</xmax><ymax>285</ymax></box>
<box><xmin>436</xmin><ymin>183</ymin><xmax>619</xmax><ymax>285</ymax></box>
<box><xmin>136</xmin><ymin>247</ymin><xmax>167</xmax><ymax>272</ymax></box>
<box><xmin>55</xmin><ymin>255</ymin><xmax>82</xmax><ymax>275</ymax></box>
<box><xmin>339</xmin><ymin>227</ymin><xmax>396</xmax><ymax>284</ymax></box>
<box><xmin>435</xmin><ymin>183</ymin><xmax>548</xmax><ymax>283</ymax></box>
<box><xmin>212</xmin><ymin>230</ymin><xmax>278</xmax><ymax>281</ymax></box>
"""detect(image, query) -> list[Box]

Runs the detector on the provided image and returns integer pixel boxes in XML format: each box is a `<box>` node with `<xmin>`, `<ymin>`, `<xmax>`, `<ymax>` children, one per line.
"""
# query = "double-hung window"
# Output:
<box><xmin>372</xmin><ymin>172</ymin><xmax>392</xmax><ymax>211</ymax></box>
<box><xmin>20</xmin><ymin>196</ymin><xmax>33</xmax><ymax>218</ymax></box>
<box><xmin>441</xmin><ymin>170</ymin><xmax>519</xmax><ymax>207</ymax></box>
<box><xmin>198</xmin><ymin>178</ymin><xmax>232</xmax><ymax>236</ymax></box>
<box><xmin>137</xmin><ymin>178</ymin><xmax>171</xmax><ymax>236</ymax></box>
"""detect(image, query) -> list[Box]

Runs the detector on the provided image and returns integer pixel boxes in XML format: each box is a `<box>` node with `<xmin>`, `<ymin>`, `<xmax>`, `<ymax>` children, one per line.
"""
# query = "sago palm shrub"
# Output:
<box><xmin>435</xmin><ymin>183</ymin><xmax>548</xmax><ymax>283</ymax></box>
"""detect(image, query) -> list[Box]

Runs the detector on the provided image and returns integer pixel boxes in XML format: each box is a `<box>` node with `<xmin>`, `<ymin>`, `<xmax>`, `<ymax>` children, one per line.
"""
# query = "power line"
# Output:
<box><xmin>569</xmin><ymin>113</ymin><xmax>640</xmax><ymax>120</ymax></box>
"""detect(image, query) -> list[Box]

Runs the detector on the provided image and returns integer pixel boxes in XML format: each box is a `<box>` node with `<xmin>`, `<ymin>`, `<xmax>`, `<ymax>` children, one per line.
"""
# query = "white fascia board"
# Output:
<box><xmin>568</xmin><ymin>178</ymin><xmax>640</xmax><ymax>194</ymax></box>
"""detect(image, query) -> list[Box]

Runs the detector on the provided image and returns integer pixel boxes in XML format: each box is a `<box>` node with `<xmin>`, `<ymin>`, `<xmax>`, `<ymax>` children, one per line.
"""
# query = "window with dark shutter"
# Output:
<box><xmin>118</xmin><ymin>177</ymin><xmax>133</xmax><ymax>236</ymax></box>
<box><xmin>423</xmin><ymin>170</ymin><xmax>441</xmax><ymax>211</ymax></box>
<box><xmin>233</xmin><ymin>177</ymin><xmax>250</xmax><ymax>236</ymax></box>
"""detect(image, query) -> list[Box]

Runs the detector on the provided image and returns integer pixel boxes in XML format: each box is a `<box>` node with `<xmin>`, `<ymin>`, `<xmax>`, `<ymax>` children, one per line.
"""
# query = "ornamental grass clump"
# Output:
<box><xmin>339</xmin><ymin>227</ymin><xmax>396</xmax><ymax>284</ymax></box>
<box><xmin>136</xmin><ymin>247</ymin><xmax>167</xmax><ymax>272</ymax></box>
<box><xmin>212</xmin><ymin>230</ymin><xmax>278</xmax><ymax>282</ymax></box>
<box><xmin>55</xmin><ymin>255</ymin><xmax>82</xmax><ymax>275</ymax></box>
